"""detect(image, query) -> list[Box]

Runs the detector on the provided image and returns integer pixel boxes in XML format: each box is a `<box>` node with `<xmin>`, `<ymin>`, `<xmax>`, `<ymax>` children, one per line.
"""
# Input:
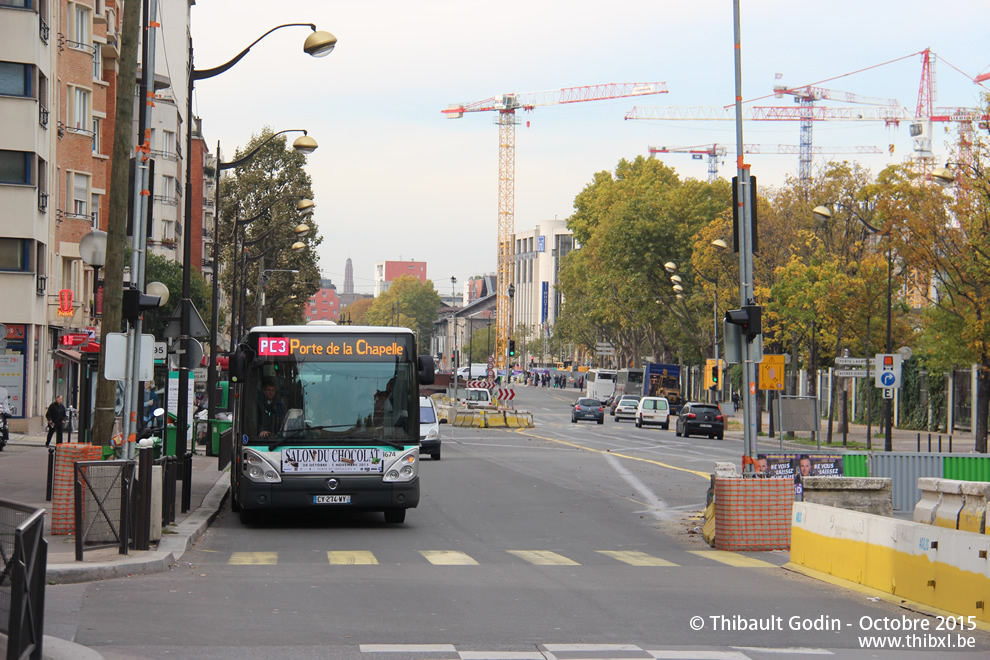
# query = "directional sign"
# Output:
<box><xmin>835</xmin><ymin>357</ymin><xmax>867</xmax><ymax>367</ymax></box>
<box><xmin>496</xmin><ymin>388</ymin><xmax>515</xmax><ymax>401</ymax></box>
<box><xmin>835</xmin><ymin>369</ymin><xmax>868</xmax><ymax>378</ymax></box>
<box><xmin>881</xmin><ymin>387</ymin><xmax>894</xmax><ymax>399</ymax></box>
<box><xmin>759</xmin><ymin>355</ymin><xmax>785</xmax><ymax>391</ymax></box>
<box><xmin>874</xmin><ymin>353</ymin><xmax>902</xmax><ymax>388</ymax></box>
<box><xmin>468</xmin><ymin>379</ymin><xmax>495</xmax><ymax>388</ymax></box>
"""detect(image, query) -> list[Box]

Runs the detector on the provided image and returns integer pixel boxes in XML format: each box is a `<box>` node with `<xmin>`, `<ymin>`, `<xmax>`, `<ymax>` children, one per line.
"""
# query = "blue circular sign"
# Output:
<box><xmin>880</xmin><ymin>371</ymin><xmax>896</xmax><ymax>387</ymax></box>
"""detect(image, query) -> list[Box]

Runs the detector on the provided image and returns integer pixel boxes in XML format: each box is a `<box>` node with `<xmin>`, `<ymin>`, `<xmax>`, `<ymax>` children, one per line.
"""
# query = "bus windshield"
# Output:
<box><xmin>243</xmin><ymin>332</ymin><xmax>417</xmax><ymax>447</ymax></box>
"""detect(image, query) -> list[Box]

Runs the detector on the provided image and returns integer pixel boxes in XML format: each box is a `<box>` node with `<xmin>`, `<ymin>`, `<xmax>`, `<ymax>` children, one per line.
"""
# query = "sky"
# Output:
<box><xmin>189</xmin><ymin>1</ymin><xmax>990</xmax><ymax>297</ymax></box>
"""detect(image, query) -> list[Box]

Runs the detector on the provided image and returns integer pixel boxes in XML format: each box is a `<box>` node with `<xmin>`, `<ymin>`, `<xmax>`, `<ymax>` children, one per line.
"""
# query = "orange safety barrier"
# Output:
<box><xmin>714</xmin><ymin>477</ymin><xmax>793</xmax><ymax>551</ymax></box>
<box><xmin>50</xmin><ymin>443</ymin><xmax>104</xmax><ymax>535</ymax></box>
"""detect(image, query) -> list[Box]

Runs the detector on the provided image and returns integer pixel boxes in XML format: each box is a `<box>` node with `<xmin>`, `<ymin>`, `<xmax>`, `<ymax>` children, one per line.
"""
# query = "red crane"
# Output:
<box><xmin>443</xmin><ymin>83</ymin><xmax>668</xmax><ymax>367</ymax></box>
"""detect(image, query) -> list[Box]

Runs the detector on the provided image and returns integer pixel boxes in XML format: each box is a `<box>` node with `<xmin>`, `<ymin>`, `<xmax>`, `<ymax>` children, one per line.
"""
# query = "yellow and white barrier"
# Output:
<box><xmin>914</xmin><ymin>478</ymin><xmax>988</xmax><ymax>534</ymax></box>
<box><xmin>791</xmin><ymin>502</ymin><xmax>990</xmax><ymax>624</ymax></box>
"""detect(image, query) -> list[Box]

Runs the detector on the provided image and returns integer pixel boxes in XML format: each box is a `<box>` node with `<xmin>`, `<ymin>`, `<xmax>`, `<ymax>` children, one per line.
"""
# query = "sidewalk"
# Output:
<box><xmin>0</xmin><ymin>430</ymin><xmax>229</xmax><ymax>659</ymax></box>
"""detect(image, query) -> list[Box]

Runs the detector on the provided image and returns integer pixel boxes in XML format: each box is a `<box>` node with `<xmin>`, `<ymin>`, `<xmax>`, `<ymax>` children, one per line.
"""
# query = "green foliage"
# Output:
<box><xmin>142</xmin><ymin>253</ymin><xmax>212</xmax><ymax>340</ymax></box>
<box><xmin>365</xmin><ymin>276</ymin><xmax>441</xmax><ymax>354</ymax></box>
<box><xmin>216</xmin><ymin>128</ymin><xmax>322</xmax><ymax>336</ymax></box>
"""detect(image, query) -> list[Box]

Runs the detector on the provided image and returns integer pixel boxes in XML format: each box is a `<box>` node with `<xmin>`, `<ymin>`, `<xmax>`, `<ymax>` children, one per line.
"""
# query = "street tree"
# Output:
<box><xmin>366</xmin><ymin>276</ymin><xmax>441</xmax><ymax>354</ymax></box>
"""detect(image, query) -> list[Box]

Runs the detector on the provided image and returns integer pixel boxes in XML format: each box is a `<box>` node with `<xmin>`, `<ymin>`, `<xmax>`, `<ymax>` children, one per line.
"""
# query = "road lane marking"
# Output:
<box><xmin>604</xmin><ymin>453</ymin><xmax>676</xmax><ymax>521</ymax></box>
<box><xmin>228</xmin><ymin>552</ymin><xmax>277</xmax><ymax>565</ymax></box>
<box><xmin>688</xmin><ymin>550</ymin><xmax>777</xmax><ymax>568</ymax></box>
<box><xmin>420</xmin><ymin>550</ymin><xmax>479</xmax><ymax>565</ymax></box>
<box><xmin>327</xmin><ymin>550</ymin><xmax>378</xmax><ymax>565</ymax></box>
<box><xmin>544</xmin><ymin>644</ymin><xmax>643</xmax><ymax>651</ymax></box>
<box><xmin>513</xmin><ymin>429</ymin><xmax>711</xmax><ymax>479</ymax></box>
<box><xmin>648</xmin><ymin>651</ymin><xmax>751</xmax><ymax>659</ymax></box>
<box><xmin>733</xmin><ymin>648</ymin><xmax>834</xmax><ymax>655</ymax></box>
<box><xmin>507</xmin><ymin>550</ymin><xmax>580</xmax><ymax>565</ymax></box>
<box><xmin>597</xmin><ymin>550</ymin><xmax>679</xmax><ymax>566</ymax></box>
<box><xmin>360</xmin><ymin>644</ymin><xmax>456</xmax><ymax>653</ymax></box>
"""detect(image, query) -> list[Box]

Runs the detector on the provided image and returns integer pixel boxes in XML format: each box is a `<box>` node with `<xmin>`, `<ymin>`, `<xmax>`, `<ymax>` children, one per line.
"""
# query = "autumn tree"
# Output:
<box><xmin>365</xmin><ymin>276</ymin><xmax>442</xmax><ymax>354</ymax></box>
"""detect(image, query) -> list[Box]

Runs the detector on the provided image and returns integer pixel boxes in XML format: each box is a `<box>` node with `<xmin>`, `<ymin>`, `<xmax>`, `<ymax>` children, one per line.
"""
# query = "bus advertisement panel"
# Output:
<box><xmin>230</xmin><ymin>325</ymin><xmax>434</xmax><ymax>524</ymax></box>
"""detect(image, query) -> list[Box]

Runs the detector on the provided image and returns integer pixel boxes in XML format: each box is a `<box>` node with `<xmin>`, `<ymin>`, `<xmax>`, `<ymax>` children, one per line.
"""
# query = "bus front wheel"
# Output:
<box><xmin>384</xmin><ymin>508</ymin><xmax>406</xmax><ymax>524</ymax></box>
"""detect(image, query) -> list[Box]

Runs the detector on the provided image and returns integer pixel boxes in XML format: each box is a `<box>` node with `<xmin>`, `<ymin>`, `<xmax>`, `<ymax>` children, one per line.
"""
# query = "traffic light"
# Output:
<box><xmin>725</xmin><ymin>305</ymin><xmax>762</xmax><ymax>342</ymax></box>
<box><xmin>711</xmin><ymin>365</ymin><xmax>719</xmax><ymax>389</ymax></box>
<box><xmin>508</xmin><ymin>340</ymin><xmax>516</xmax><ymax>357</ymax></box>
<box><xmin>121</xmin><ymin>286</ymin><xmax>161</xmax><ymax>321</ymax></box>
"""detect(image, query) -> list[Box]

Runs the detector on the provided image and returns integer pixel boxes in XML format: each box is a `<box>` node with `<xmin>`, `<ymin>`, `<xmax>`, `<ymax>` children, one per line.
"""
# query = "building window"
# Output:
<box><xmin>70</xmin><ymin>3</ymin><xmax>90</xmax><ymax>46</ymax></box>
<box><xmin>92</xmin><ymin>40</ymin><xmax>101</xmax><ymax>79</ymax></box>
<box><xmin>162</xmin><ymin>130</ymin><xmax>174</xmax><ymax>156</ymax></box>
<box><xmin>0</xmin><ymin>62</ymin><xmax>31</xmax><ymax>97</ymax></box>
<box><xmin>38</xmin><ymin>72</ymin><xmax>48</xmax><ymax>126</ymax></box>
<box><xmin>67</xmin><ymin>171</ymin><xmax>90</xmax><ymax>217</ymax></box>
<box><xmin>0</xmin><ymin>238</ymin><xmax>29</xmax><ymax>271</ymax></box>
<box><xmin>0</xmin><ymin>0</ymin><xmax>31</xmax><ymax>8</ymax></box>
<box><xmin>0</xmin><ymin>150</ymin><xmax>31</xmax><ymax>184</ymax></box>
<box><xmin>67</xmin><ymin>85</ymin><xmax>90</xmax><ymax>131</ymax></box>
<box><xmin>37</xmin><ymin>156</ymin><xmax>47</xmax><ymax>209</ymax></box>
<box><xmin>91</xmin><ymin>192</ymin><xmax>99</xmax><ymax>226</ymax></box>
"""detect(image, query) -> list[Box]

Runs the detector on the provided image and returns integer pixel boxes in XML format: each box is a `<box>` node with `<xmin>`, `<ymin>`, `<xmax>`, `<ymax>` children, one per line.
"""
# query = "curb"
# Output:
<box><xmin>46</xmin><ymin>469</ymin><xmax>230</xmax><ymax>585</ymax></box>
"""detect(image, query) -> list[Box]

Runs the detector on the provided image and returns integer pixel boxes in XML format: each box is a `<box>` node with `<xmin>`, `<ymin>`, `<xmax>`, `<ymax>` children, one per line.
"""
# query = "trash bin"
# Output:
<box><xmin>211</xmin><ymin>419</ymin><xmax>232</xmax><ymax>456</ymax></box>
<box><xmin>165</xmin><ymin>425</ymin><xmax>176</xmax><ymax>457</ymax></box>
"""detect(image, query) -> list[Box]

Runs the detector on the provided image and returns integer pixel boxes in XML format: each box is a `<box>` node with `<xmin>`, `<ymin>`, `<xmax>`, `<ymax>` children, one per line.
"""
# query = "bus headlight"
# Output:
<box><xmin>242</xmin><ymin>449</ymin><xmax>282</xmax><ymax>484</ymax></box>
<box><xmin>382</xmin><ymin>450</ymin><xmax>418</xmax><ymax>483</ymax></box>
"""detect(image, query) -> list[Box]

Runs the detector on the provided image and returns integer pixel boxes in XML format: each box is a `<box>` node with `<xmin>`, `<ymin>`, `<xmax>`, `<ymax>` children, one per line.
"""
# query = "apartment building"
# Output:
<box><xmin>511</xmin><ymin>219</ymin><xmax>575</xmax><ymax>347</ymax></box>
<box><xmin>373</xmin><ymin>259</ymin><xmax>427</xmax><ymax>296</ymax></box>
<box><xmin>306</xmin><ymin>278</ymin><xmax>340</xmax><ymax>322</ymax></box>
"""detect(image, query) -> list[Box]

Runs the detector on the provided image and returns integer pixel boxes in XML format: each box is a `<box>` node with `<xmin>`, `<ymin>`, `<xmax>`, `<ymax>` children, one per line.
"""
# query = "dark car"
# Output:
<box><xmin>675</xmin><ymin>402</ymin><xmax>724</xmax><ymax>439</ymax></box>
<box><xmin>571</xmin><ymin>398</ymin><xmax>605</xmax><ymax>424</ymax></box>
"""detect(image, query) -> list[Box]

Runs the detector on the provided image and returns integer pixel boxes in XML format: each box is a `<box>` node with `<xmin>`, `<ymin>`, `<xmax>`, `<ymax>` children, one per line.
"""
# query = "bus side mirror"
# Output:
<box><xmin>418</xmin><ymin>355</ymin><xmax>435</xmax><ymax>385</ymax></box>
<box><xmin>229</xmin><ymin>344</ymin><xmax>253</xmax><ymax>383</ymax></box>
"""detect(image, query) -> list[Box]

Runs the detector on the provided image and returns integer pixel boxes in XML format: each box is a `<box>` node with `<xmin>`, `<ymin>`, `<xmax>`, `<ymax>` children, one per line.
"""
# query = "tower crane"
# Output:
<box><xmin>771</xmin><ymin>85</ymin><xmax>903</xmax><ymax>180</ymax></box>
<box><xmin>443</xmin><ymin>83</ymin><xmax>669</xmax><ymax>368</ymax></box>
<box><xmin>649</xmin><ymin>143</ymin><xmax>883</xmax><ymax>181</ymax></box>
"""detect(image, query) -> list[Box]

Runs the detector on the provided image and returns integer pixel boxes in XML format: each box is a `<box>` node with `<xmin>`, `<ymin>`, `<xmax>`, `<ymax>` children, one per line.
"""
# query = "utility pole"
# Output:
<box><xmin>92</xmin><ymin>0</ymin><xmax>141</xmax><ymax>445</ymax></box>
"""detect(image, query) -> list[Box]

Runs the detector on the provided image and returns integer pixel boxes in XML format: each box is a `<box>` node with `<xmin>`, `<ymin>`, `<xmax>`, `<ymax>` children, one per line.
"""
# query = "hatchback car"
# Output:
<box><xmin>571</xmin><ymin>398</ymin><xmax>604</xmax><ymax>424</ymax></box>
<box><xmin>676</xmin><ymin>402</ymin><xmax>724</xmax><ymax>439</ymax></box>
<box><xmin>613</xmin><ymin>395</ymin><xmax>641</xmax><ymax>422</ymax></box>
<box><xmin>635</xmin><ymin>397</ymin><xmax>670</xmax><ymax>429</ymax></box>
<box><xmin>419</xmin><ymin>396</ymin><xmax>444</xmax><ymax>460</ymax></box>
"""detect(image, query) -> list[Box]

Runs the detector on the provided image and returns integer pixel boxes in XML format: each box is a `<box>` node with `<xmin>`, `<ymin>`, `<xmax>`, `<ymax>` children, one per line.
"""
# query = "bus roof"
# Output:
<box><xmin>246</xmin><ymin>324</ymin><xmax>415</xmax><ymax>336</ymax></box>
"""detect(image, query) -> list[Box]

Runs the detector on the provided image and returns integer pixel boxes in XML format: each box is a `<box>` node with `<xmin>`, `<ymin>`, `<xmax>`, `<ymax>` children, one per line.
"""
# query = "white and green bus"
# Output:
<box><xmin>228</xmin><ymin>324</ymin><xmax>435</xmax><ymax>524</ymax></box>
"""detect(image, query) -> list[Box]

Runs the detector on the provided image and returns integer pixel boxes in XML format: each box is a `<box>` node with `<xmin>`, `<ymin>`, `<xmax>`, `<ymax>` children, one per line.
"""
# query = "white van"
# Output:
<box><xmin>460</xmin><ymin>387</ymin><xmax>492</xmax><ymax>409</ymax></box>
<box><xmin>456</xmin><ymin>363</ymin><xmax>491</xmax><ymax>380</ymax></box>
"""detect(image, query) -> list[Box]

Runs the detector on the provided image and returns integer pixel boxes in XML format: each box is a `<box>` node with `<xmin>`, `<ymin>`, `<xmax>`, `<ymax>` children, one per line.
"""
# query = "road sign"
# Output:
<box><xmin>834</xmin><ymin>369</ymin><xmax>868</xmax><ymax>378</ymax></box>
<box><xmin>496</xmin><ymin>388</ymin><xmax>515</xmax><ymax>401</ymax></box>
<box><xmin>874</xmin><ymin>353</ymin><xmax>902</xmax><ymax>388</ymax></box>
<box><xmin>153</xmin><ymin>341</ymin><xmax>168</xmax><ymax>361</ymax></box>
<box><xmin>759</xmin><ymin>355</ymin><xmax>785</xmax><ymax>390</ymax></box>
<box><xmin>882</xmin><ymin>387</ymin><xmax>894</xmax><ymax>399</ymax></box>
<box><xmin>835</xmin><ymin>357</ymin><xmax>867</xmax><ymax>367</ymax></box>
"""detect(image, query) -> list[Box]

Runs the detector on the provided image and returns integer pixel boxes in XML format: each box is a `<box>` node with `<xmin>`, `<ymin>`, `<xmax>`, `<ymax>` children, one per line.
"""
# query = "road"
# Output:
<box><xmin>46</xmin><ymin>386</ymin><xmax>990</xmax><ymax>659</ymax></box>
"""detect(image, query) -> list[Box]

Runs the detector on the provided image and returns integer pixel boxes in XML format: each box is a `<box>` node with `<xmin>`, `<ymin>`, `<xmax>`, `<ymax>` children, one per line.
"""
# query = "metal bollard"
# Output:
<box><xmin>917</xmin><ymin>433</ymin><xmax>921</xmax><ymax>452</ymax></box>
<box><xmin>938</xmin><ymin>435</ymin><xmax>942</xmax><ymax>452</ymax></box>
<box><xmin>928</xmin><ymin>433</ymin><xmax>932</xmax><ymax>452</ymax></box>
<box><xmin>949</xmin><ymin>435</ymin><xmax>952</xmax><ymax>452</ymax></box>
<box><xmin>46</xmin><ymin>447</ymin><xmax>56</xmax><ymax>501</ymax></box>
<box><xmin>181</xmin><ymin>451</ymin><xmax>193</xmax><ymax>513</ymax></box>
<box><xmin>136</xmin><ymin>445</ymin><xmax>152</xmax><ymax>551</ymax></box>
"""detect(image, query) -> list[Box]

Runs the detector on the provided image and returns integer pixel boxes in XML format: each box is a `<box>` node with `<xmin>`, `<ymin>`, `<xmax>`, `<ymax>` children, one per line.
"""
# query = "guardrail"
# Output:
<box><xmin>0</xmin><ymin>500</ymin><xmax>47</xmax><ymax>659</ymax></box>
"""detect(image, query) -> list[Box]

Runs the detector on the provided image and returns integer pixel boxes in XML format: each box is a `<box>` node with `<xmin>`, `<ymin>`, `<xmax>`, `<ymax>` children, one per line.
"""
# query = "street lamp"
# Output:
<box><xmin>176</xmin><ymin>22</ymin><xmax>335</xmax><ymax>506</ymax></box>
<box><xmin>813</xmin><ymin>203</ymin><xmax>893</xmax><ymax>451</ymax></box>
<box><xmin>207</xmin><ymin>131</ymin><xmax>317</xmax><ymax>427</ymax></box>
<box><xmin>79</xmin><ymin>229</ymin><xmax>107</xmax><ymax>319</ymax></box>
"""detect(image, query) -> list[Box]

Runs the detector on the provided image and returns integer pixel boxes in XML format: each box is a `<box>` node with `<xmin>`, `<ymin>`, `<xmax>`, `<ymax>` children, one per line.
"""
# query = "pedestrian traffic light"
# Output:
<box><xmin>121</xmin><ymin>286</ymin><xmax>161</xmax><ymax>321</ymax></box>
<box><xmin>508</xmin><ymin>340</ymin><xmax>516</xmax><ymax>357</ymax></box>
<box><xmin>725</xmin><ymin>305</ymin><xmax>762</xmax><ymax>342</ymax></box>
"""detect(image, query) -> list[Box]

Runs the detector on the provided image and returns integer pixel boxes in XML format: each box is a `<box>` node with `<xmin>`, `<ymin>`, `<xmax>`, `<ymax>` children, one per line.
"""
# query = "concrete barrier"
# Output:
<box><xmin>801</xmin><ymin>476</ymin><xmax>893</xmax><ymax>517</ymax></box>
<box><xmin>915</xmin><ymin>479</ymin><xmax>988</xmax><ymax>534</ymax></box>
<box><xmin>791</xmin><ymin>502</ymin><xmax>990</xmax><ymax>623</ymax></box>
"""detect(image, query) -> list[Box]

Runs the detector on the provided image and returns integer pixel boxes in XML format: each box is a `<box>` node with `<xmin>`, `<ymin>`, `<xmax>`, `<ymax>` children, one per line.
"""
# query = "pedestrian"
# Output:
<box><xmin>143</xmin><ymin>381</ymin><xmax>160</xmax><ymax>426</ymax></box>
<box><xmin>46</xmin><ymin>394</ymin><xmax>67</xmax><ymax>446</ymax></box>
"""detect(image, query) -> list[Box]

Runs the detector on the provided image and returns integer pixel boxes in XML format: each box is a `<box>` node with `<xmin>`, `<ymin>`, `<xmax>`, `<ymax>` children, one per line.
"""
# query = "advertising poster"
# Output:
<box><xmin>756</xmin><ymin>453</ymin><xmax>844</xmax><ymax>479</ymax></box>
<box><xmin>0</xmin><ymin>355</ymin><xmax>24</xmax><ymax>417</ymax></box>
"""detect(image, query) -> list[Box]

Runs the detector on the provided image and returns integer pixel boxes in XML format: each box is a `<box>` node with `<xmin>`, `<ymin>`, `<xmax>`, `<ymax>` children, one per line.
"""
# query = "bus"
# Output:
<box><xmin>228</xmin><ymin>324</ymin><xmax>435</xmax><ymax>524</ymax></box>
<box><xmin>585</xmin><ymin>368</ymin><xmax>617</xmax><ymax>401</ymax></box>
<box><xmin>613</xmin><ymin>368</ymin><xmax>644</xmax><ymax>398</ymax></box>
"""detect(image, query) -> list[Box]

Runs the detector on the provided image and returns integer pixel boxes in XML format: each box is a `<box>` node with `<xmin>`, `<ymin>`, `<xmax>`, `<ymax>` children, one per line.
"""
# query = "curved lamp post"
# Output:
<box><xmin>207</xmin><ymin>131</ymin><xmax>317</xmax><ymax>428</ymax></box>
<box><xmin>813</xmin><ymin>203</ymin><xmax>892</xmax><ymax>451</ymax></box>
<box><xmin>176</xmin><ymin>22</ymin><xmax>334</xmax><ymax>497</ymax></box>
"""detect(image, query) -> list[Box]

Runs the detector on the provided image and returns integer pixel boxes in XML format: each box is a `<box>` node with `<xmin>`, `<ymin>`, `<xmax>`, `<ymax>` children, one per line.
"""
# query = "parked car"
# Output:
<box><xmin>635</xmin><ymin>396</ymin><xmax>670</xmax><ymax>429</ymax></box>
<box><xmin>419</xmin><ymin>396</ymin><xmax>444</xmax><ymax>460</ymax></box>
<box><xmin>571</xmin><ymin>398</ymin><xmax>604</xmax><ymax>424</ymax></box>
<box><xmin>676</xmin><ymin>402</ymin><xmax>724</xmax><ymax>439</ymax></box>
<box><xmin>613</xmin><ymin>395</ymin><xmax>641</xmax><ymax>422</ymax></box>
<box><xmin>459</xmin><ymin>387</ymin><xmax>492</xmax><ymax>409</ymax></box>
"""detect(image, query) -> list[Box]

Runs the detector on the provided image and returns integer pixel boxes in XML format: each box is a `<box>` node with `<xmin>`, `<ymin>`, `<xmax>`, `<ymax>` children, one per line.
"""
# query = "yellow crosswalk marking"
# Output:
<box><xmin>228</xmin><ymin>552</ymin><xmax>277</xmax><ymax>565</ymax></box>
<box><xmin>420</xmin><ymin>550</ymin><xmax>479</xmax><ymax>565</ymax></box>
<box><xmin>688</xmin><ymin>550</ymin><xmax>777</xmax><ymax>568</ymax></box>
<box><xmin>597</xmin><ymin>550</ymin><xmax>678</xmax><ymax>566</ymax></box>
<box><xmin>328</xmin><ymin>551</ymin><xmax>378</xmax><ymax>565</ymax></box>
<box><xmin>508</xmin><ymin>550</ymin><xmax>579</xmax><ymax>566</ymax></box>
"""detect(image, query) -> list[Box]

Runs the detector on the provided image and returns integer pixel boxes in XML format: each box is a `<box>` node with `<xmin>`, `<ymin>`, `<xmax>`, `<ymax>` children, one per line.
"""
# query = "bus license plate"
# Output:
<box><xmin>314</xmin><ymin>495</ymin><xmax>351</xmax><ymax>504</ymax></box>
